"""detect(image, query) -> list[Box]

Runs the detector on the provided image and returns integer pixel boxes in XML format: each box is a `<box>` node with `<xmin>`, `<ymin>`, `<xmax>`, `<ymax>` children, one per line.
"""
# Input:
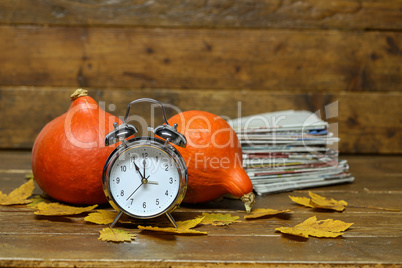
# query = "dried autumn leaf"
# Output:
<box><xmin>289</xmin><ymin>192</ymin><xmax>348</xmax><ymax>212</ymax></box>
<box><xmin>289</xmin><ymin>195</ymin><xmax>314</xmax><ymax>208</ymax></box>
<box><xmin>0</xmin><ymin>178</ymin><xmax>35</xmax><ymax>205</ymax></box>
<box><xmin>34</xmin><ymin>202</ymin><xmax>97</xmax><ymax>216</ymax></box>
<box><xmin>196</xmin><ymin>213</ymin><xmax>240</xmax><ymax>226</ymax></box>
<box><xmin>309</xmin><ymin>192</ymin><xmax>348</xmax><ymax>212</ymax></box>
<box><xmin>275</xmin><ymin>216</ymin><xmax>354</xmax><ymax>238</ymax></box>
<box><xmin>138</xmin><ymin>216</ymin><xmax>207</xmax><ymax>235</ymax></box>
<box><xmin>26</xmin><ymin>195</ymin><xmax>52</xmax><ymax>208</ymax></box>
<box><xmin>98</xmin><ymin>227</ymin><xmax>135</xmax><ymax>243</ymax></box>
<box><xmin>85</xmin><ymin>210</ymin><xmax>119</xmax><ymax>225</ymax></box>
<box><xmin>244</xmin><ymin>208</ymin><xmax>292</xmax><ymax>219</ymax></box>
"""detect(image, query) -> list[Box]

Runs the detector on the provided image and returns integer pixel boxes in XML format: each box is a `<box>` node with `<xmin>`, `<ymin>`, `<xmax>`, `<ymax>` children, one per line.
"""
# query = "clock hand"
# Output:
<box><xmin>144</xmin><ymin>175</ymin><xmax>161</xmax><ymax>184</ymax></box>
<box><xmin>133</xmin><ymin>162</ymin><xmax>145</xmax><ymax>180</ymax></box>
<box><xmin>126</xmin><ymin>182</ymin><xmax>143</xmax><ymax>201</ymax></box>
<box><xmin>143</xmin><ymin>159</ymin><xmax>146</xmax><ymax>180</ymax></box>
<box><xmin>143</xmin><ymin>175</ymin><xmax>158</xmax><ymax>185</ymax></box>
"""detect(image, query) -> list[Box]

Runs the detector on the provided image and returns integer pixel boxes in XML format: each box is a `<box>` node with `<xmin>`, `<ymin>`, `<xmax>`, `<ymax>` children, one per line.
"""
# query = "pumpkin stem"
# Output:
<box><xmin>70</xmin><ymin>89</ymin><xmax>88</xmax><ymax>101</ymax></box>
<box><xmin>241</xmin><ymin>192</ymin><xmax>255</xmax><ymax>213</ymax></box>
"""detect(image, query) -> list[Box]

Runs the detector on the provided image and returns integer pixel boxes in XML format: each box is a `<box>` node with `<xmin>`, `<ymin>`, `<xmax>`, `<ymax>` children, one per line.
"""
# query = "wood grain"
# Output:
<box><xmin>0</xmin><ymin>234</ymin><xmax>400</xmax><ymax>266</ymax></box>
<box><xmin>1</xmin><ymin>26</ymin><xmax>401</xmax><ymax>91</ymax></box>
<box><xmin>0</xmin><ymin>87</ymin><xmax>400</xmax><ymax>153</ymax></box>
<box><xmin>0</xmin><ymin>0</ymin><xmax>401</xmax><ymax>30</ymax></box>
<box><xmin>1</xmin><ymin>205</ymin><xmax>401</xmax><ymax>238</ymax></box>
<box><xmin>0</xmin><ymin>151</ymin><xmax>401</xmax><ymax>267</ymax></box>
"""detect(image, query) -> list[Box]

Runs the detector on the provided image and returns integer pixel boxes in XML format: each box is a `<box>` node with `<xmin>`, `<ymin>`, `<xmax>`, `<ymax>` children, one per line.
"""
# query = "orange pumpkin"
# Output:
<box><xmin>168</xmin><ymin>110</ymin><xmax>255</xmax><ymax>212</ymax></box>
<box><xmin>31</xmin><ymin>89</ymin><xmax>121</xmax><ymax>205</ymax></box>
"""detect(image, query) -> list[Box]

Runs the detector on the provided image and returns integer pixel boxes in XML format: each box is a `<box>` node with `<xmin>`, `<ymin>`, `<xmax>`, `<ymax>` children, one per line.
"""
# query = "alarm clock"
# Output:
<box><xmin>102</xmin><ymin>98</ymin><xmax>187</xmax><ymax>228</ymax></box>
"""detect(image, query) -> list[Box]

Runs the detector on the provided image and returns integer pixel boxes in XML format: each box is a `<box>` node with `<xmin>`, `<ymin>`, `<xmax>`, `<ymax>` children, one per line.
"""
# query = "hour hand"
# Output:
<box><xmin>133</xmin><ymin>162</ymin><xmax>144</xmax><ymax>179</ymax></box>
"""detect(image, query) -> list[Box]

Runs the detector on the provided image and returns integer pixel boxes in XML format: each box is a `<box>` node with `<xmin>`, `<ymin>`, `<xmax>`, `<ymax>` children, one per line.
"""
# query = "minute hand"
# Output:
<box><xmin>143</xmin><ymin>159</ymin><xmax>146</xmax><ymax>180</ymax></box>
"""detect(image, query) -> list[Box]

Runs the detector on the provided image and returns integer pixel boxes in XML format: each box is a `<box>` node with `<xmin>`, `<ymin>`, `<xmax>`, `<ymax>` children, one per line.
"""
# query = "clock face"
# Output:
<box><xmin>107</xmin><ymin>144</ymin><xmax>182</xmax><ymax>218</ymax></box>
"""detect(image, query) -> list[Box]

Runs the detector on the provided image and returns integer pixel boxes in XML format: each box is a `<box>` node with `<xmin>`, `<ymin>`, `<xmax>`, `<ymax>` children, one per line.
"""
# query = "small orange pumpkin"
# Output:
<box><xmin>31</xmin><ymin>89</ymin><xmax>121</xmax><ymax>205</ymax></box>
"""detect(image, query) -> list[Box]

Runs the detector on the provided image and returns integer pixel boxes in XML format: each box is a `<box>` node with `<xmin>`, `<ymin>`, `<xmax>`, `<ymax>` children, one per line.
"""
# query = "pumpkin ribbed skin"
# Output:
<box><xmin>168</xmin><ymin>110</ymin><xmax>253</xmax><ymax>204</ymax></box>
<box><xmin>31</xmin><ymin>90</ymin><xmax>121</xmax><ymax>205</ymax></box>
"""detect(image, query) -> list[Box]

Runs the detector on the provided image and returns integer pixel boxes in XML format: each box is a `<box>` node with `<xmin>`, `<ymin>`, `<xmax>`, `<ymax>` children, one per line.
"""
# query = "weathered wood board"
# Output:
<box><xmin>0</xmin><ymin>151</ymin><xmax>401</xmax><ymax>267</ymax></box>
<box><xmin>1</xmin><ymin>87</ymin><xmax>400</xmax><ymax>153</ymax></box>
<box><xmin>1</xmin><ymin>26</ymin><xmax>401</xmax><ymax>91</ymax></box>
<box><xmin>0</xmin><ymin>0</ymin><xmax>401</xmax><ymax>30</ymax></box>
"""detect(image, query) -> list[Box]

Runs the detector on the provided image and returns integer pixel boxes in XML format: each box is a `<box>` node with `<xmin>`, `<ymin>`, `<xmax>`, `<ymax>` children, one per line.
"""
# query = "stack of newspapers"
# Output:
<box><xmin>230</xmin><ymin>110</ymin><xmax>354</xmax><ymax>195</ymax></box>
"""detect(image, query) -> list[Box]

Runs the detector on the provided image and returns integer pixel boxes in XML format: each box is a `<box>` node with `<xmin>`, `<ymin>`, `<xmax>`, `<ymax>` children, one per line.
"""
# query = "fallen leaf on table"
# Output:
<box><xmin>309</xmin><ymin>192</ymin><xmax>348</xmax><ymax>212</ymax></box>
<box><xmin>138</xmin><ymin>216</ymin><xmax>207</xmax><ymax>235</ymax></box>
<box><xmin>289</xmin><ymin>195</ymin><xmax>314</xmax><ymax>208</ymax></box>
<box><xmin>0</xmin><ymin>178</ymin><xmax>35</xmax><ymax>205</ymax></box>
<box><xmin>275</xmin><ymin>216</ymin><xmax>354</xmax><ymax>238</ymax></box>
<box><xmin>85</xmin><ymin>210</ymin><xmax>119</xmax><ymax>225</ymax></box>
<box><xmin>244</xmin><ymin>208</ymin><xmax>292</xmax><ymax>219</ymax></box>
<box><xmin>98</xmin><ymin>227</ymin><xmax>135</xmax><ymax>242</ymax></box>
<box><xmin>26</xmin><ymin>195</ymin><xmax>51</xmax><ymax>208</ymax></box>
<box><xmin>289</xmin><ymin>192</ymin><xmax>347</xmax><ymax>212</ymax></box>
<box><xmin>34</xmin><ymin>202</ymin><xmax>98</xmax><ymax>216</ymax></box>
<box><xmin>196</xmin><ymin>213</ymin><xmax>240</xmax><ymax>226</ymax></box>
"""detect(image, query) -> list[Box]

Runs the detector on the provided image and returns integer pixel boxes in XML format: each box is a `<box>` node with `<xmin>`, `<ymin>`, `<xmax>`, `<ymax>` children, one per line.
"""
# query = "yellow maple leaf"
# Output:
<box><xmin>196</xmin><ymin>213</ymin><xmax>240</xmax><ymax>226</ymax></box>
<box><xmin>289</xmin><ymin>192</ymin><xmax>348</xmax><ymax>212</ymax></box>
<box><xmin>85</xmin><ymin>210</ymin><xmax>119</xmax><ymax>225</ymax></box>
<box><xmin>0</xmin><ymin>178</ymin><xmax>35</xmax><ymax>206</ymax></box>
<box><xmin>34</xmin><ymin>202</ymin><xmax>98</xmax><ymax>216</ymax></box>
<box><xmin>289</xmin><ymin>195</ymin><xmax>314</xmax><ymax>208</ymax></box>
<box><xmin>275</xmin><ymin>216</ymin><xmax>354</xmax><ymax>238</ymax></box>
<box><xmin>98</xmin><ymin>227</ymin><xmax>135</xmax><ymax>243</ymax></box>
<box><xmin>244</xmin><ymin>208</ymin><xmax>292</xmax><ymax>219</ymax></box>
<box><xmin>309</xmin><ymin>192</ymin><xmax>348</xmax><ymax>212</ymax></box>
<box><xmin>138</xmin><ymin>216</ymin><xmax>207</xmax><ymax>235</ymax></box>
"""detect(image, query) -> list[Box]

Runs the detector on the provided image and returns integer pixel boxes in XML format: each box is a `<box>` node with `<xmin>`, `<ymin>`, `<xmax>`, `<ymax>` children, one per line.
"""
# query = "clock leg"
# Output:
<box><xmin>166</xmin><ymin>212</ymin><xmax>178</xmax><ymax>228</ymax></box>
<box><xmin>110</xmin><ymin>211</ymin><xmax>124</xmax><ymax>228</ymax></box>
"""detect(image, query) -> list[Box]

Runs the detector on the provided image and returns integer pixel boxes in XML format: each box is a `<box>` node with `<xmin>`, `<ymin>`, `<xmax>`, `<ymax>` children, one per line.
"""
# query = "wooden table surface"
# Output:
<box><xmin>0</xmin><ymin>151</ymin><xmax>401</xmax><ymax>267</ymax></box>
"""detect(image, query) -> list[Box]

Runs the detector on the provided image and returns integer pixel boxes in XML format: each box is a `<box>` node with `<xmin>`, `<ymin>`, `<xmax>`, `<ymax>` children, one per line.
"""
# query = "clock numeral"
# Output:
<box><xmin>156</xmin><ymin>199</ymin><xmax>159</xmax><ymax>205</ymax></box>
<box><xmin>120</xmin><ymin>190</ymin><xmax>124</xmax><ymax>196</ymax></box>
<box><xmin>164</xmin><ymin>164</ymin><xmax>169</xmax><ymax>171</ymax></box>
<box><xmin>143</xmin><ymin>202</ymin><xmax>146</xmax><ymax>208</ymax></box>
<box><xmin>142</xmin><ymin>153</ymin><xmax>148</xmax><ymax>159</ymax></box>
<box><xmin>116</xmin><ymin>177</ymin><xmax>120</xmax><ymax>184</ymax></box>
<box><xmin>165</xmin><ymin>190</ymin><xmax>168</xmax><ymax>196</ymax></box>
<box><xmin>120</xmin><ymin>165</ymin><xmax>127</xmax><ymax>172</ymax></box>
<box><xmin>169</xmin><ymin>177</ymin><xmax>173</xmax><ymax>184</ymax></box>
<box><xmin>130</xmin><ymin>198</ymin><xmax>134</xmax><ymax>205</ymax></box>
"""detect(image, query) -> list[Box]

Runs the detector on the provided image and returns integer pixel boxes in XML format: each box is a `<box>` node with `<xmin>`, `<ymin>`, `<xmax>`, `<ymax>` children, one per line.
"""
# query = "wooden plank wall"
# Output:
<box><xmin>0</xmin><ymin>0</ymin><xmax>401</xmax><ymax>153</ymax></box>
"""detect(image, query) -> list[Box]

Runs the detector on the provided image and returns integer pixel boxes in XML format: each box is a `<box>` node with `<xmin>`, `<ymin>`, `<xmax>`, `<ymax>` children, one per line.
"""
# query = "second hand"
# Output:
<box><xmin>126</xmin><ymin>182</ymin><xmax>143</xmax><ymax>201</ymax></box>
